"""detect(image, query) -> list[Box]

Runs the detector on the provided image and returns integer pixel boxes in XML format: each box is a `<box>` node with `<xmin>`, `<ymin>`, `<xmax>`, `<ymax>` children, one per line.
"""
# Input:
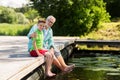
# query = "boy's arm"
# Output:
<box><xmin>33</xmin><ymin>40</ymin><xmax>43</xmax><ymax>56</ymax></box>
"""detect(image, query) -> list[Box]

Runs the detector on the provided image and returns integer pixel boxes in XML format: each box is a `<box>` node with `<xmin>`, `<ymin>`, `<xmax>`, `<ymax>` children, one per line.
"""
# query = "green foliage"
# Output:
<box><xmin>80</xmin><ymin>22</ymin><xmax>120</xmax><ymax>40</ymax></box>
<box><xmin>0</xmin><ymin>6</ymin><xmax>30</xmax><ymax>24</ymax></box>
<box><xmin>15</xmin><ymin>6</ymin><xmax>40</xmax><ymax>23</ymax></box>
<box><xmin>24</xmin><ymin>8</ymin><xmax>39</xmax><ymax>22</ymax></box>
<box><xmin>0</xmin><ymin>23</ymin><xmax>33</xmax><ymax>36</ymax></box>
<box><xmin>16</xmin><ymin>12</ymin><xmax>29</xmax><ymax>24</ymax></box>
<box><xmin>15</xmin><ymin>5</ymin><xmax>29</xmax><ymax>14</ymax></box>
<box><xmin>0</xmin><ymin>7</ymin><xmax>17</xmax><ymax>23</ymax></box>
<box><xmin>30</xmin><ymin>0</ymin><xmax>110</xmax><ymax>36</ymax></box>
<box><xmin>104</xmin><ymin>0</ymin><xmax>120</xmax><ymax>18</ymax></box>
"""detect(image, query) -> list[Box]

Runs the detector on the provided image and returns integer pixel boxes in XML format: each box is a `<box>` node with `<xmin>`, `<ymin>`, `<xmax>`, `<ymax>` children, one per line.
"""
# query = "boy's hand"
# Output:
<box><xmin>38</xmin><ymin>53</ymin><xmax>43</xmax><ymax>56</ymax></box>
<box><xmin>49</xmin><ymin>48</ymin><xmax>54</xmax><ymax>55</ymax></box>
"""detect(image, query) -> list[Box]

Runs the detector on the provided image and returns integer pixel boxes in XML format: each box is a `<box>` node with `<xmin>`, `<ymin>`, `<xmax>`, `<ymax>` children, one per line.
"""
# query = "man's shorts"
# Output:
<box><xmin>54</xmin><ymin>48</ymin><xmax>61</xmax><ymax>57</ymax></box>
<box><xmin>30</xmin><ymin>49</ymin><xmax>48</xmax><ymax>57</ymax></box>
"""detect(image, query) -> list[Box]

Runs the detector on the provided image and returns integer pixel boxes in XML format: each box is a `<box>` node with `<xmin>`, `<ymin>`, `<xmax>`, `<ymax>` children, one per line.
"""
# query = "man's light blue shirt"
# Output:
<box><xmin>43</xmin><ymin>28</ymin><xmax>55</xmax><ymax>49</ymax></box>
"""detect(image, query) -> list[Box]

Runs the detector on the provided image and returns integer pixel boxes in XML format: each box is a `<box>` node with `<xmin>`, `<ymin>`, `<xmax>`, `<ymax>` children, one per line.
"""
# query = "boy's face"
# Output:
<box><xmin>37</xmin><ymin>23</ymin><xmax>45</xmax><ymax>31</ymax></box>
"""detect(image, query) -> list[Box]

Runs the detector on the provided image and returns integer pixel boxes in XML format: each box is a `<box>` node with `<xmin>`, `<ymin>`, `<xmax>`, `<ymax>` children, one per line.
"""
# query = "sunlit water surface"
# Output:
<box><xmin>44</xmin><ymin>53</ymin><xmax>120</xmax><ymax>80</ymax></box>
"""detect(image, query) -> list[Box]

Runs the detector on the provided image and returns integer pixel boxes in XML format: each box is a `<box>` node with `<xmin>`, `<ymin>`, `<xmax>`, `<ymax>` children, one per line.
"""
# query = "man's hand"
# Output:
<box><xmin>30</xmin><ymin>32</ymin><xmax>37</xmax><ymax>38</ymax></box>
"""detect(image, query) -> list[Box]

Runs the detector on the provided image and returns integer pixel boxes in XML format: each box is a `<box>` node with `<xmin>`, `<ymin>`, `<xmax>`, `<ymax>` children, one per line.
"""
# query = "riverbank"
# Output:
<box><xmin>81</xmin><ymin>22</ymin><xmax>120</xmax><ymax>40</ymax></box>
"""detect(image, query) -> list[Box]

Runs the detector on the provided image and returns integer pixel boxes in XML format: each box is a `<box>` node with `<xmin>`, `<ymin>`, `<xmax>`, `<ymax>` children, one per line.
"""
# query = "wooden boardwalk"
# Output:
<box><xmin>0</xmin><ymin>36</ymin><xmax>79</xmax><ymax>80</ymax></box>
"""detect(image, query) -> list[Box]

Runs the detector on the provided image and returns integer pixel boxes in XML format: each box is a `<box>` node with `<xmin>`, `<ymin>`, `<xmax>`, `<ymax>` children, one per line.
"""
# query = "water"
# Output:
<box><xmin>45</xmin><ymin>53</ymin><xmax>120</xmax><ymax>80</ymax></box>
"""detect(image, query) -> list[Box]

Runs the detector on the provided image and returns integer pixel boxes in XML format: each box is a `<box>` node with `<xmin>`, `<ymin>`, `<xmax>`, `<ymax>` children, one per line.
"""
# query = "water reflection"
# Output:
<box><xmin>44</xmin><ymin>53</ymin><xmax>120</xmax><ymax>80</ymax></box>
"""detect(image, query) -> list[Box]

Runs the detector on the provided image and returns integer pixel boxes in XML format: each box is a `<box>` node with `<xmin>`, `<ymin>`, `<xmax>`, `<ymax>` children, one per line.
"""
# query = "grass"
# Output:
<box><xmin>76</xmin><ymin>45</ymin><xmax>120</xmax><ymax>51</ymax></box>
<box><xmin>80</xmin><ymin>22</ymin><xmax>120</xmax><ymax>50</ymax></box>
<box><xmin>0</xmin><ymin>23</ymin><xmax>33</xmax><ymax>36</ymax></box>
<box><xmin>80</xmin><ymin>22</ymin><xmax>120</xmax><ymax>40</ymax></box>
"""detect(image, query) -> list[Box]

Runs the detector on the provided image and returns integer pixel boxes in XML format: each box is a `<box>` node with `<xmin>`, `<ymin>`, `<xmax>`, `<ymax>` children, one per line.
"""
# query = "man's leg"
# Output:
<box><xmin>52</xmin><ymin>55</ymin><xmax>64</xmax><ymax>71</ymax></box>
<box><xmin>49</xmin><ymin>48</ymin><xmax>64</xmax><ymax>71</ymax></box>
<box><xmin>54</xmin><ymin>50</ymin><xmax>75</xmax><ymax>72</ymax></box>
<box><xmin>57</xmin><ymin>55</ymin><xmax>68</xmax><ymax>68</ymax></box>
<box><xmin>54</xmin><ymin>49</ymin><xmax>68</xmax><ymax>68</ymax></box>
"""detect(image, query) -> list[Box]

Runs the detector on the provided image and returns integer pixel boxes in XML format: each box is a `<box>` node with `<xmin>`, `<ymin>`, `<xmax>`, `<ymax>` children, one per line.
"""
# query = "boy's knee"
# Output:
<box><xmin>45</xmin><ymin>52</ymin><xmax>52</xmax><ymax>58</ymax></box>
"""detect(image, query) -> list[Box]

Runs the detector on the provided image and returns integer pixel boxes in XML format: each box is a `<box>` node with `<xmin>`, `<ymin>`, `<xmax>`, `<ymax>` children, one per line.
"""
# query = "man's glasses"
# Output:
<box><xmin>48</xmin><ymin>19</ymin><xmax>54</xmax><ymax>24</ymax></box>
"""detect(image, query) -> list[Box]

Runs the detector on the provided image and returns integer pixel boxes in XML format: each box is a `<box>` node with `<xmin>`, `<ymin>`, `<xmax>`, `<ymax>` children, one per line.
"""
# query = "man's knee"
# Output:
<box><xmin>54</xmin><ymin>51</ymin><xmax>61</xmax><ymax>57</ymax></box>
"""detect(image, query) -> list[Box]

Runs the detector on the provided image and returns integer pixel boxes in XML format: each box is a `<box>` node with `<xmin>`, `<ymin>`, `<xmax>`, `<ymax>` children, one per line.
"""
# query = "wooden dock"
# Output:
<box><xmin>75</xmin><ymin>39</ymin><xmax>120</xmax><ymax>47</ymax></box>
<box><xmin>0</xmin><ymin>36</ymin><xmax>79</xmax><ymax>80</ymax></box>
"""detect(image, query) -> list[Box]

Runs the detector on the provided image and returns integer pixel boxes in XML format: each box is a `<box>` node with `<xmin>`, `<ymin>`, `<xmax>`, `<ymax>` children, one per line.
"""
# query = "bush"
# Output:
<box><xmin>0</xmin><ymin>8</ymin><xmax>17</xmax><ymax>23</ymax></box>
<box><xmin>16</xmin><ymin>12</ymin><xmax>29</xmax><ymax>24</ymax></box>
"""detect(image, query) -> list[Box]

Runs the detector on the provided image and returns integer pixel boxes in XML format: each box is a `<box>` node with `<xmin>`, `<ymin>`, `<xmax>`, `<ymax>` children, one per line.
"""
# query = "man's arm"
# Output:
<box><xmin>48</xmin><ymin>29</ymin><xmax>55</xmax><ymax>49</ymax></box>
<box><xmin>27</xmin><ymin>24</ymin><xmax>37</xmax><ymax>39</ymax></box>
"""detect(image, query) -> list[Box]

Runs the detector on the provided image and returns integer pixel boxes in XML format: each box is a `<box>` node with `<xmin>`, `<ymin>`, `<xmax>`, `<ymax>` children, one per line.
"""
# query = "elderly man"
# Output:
<box><xmin>27</xmin><ymin>15</ymin><xmax>75</xmax><ymax>72</ymax></box>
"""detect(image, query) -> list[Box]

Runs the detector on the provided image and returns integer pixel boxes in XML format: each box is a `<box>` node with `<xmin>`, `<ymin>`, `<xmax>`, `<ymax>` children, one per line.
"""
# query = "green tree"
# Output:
<box><xmin>16</xmin><ymin>12</ymin><xmax>29</xmax><ymax>24</ymax></box>
<box><xmin>24</xmin><ymin>8</ymin><xmax>39</xmax><ymax>22</ymax></box>
<box><xmin>0</xmin><ymin>7</ymin><xmax>17</xmax><ymax>23</ymax></box>
<box><xmin>104</xmin><ymin>0</ymin><xmax>120</xmax><ymax>18</ymax></box>
<box><xmin>30</xmin><ymin>0</ymin><xmax>110</xmax><ymax>36</ymax></box>
<box><xmin>15</xmin><ymin>5</ymin><xmax>29</xmax><ymax>14</ymax></box>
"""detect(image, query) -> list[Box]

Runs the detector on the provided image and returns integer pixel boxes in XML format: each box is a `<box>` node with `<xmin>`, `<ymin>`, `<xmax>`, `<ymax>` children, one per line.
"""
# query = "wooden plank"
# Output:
<box><xmin>0</xmin><ymin>57</ymin><xmax>44</xmax><ymax>80</ymax></box>
<box><xmin>8</xmin><ymin>57</ymin><xmax>44</xmax><ymax>80</ymax></box>
<box><xmin>75</xmin><ymin>40</ymin><xmax>120</xmax><ymax>47</ymax></box>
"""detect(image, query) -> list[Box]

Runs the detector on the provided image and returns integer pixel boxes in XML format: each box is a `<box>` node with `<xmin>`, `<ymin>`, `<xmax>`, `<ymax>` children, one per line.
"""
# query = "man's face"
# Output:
<box><xmin>47</xmin><ymin>18</ymin><xmax>55</xmax><ymax>27</ymax></box>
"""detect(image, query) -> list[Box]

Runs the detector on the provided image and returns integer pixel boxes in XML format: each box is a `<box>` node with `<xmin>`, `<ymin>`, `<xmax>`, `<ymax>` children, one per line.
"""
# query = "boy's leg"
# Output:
<box><xmin>44</xmin><ymin>52</ymin><xmax>56</xmax><ymax>77</ymax></box>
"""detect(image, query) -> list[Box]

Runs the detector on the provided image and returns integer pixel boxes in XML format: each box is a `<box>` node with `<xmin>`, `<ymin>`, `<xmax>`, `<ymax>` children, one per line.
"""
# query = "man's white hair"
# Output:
<box><xmin>46</xmin><ymin>15</ymin><xmax>56</xmax><ymax>22</ymax></box>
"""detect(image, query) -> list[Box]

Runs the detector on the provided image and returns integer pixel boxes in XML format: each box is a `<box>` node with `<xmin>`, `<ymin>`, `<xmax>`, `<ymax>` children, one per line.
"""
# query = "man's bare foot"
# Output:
<box><xmin>64</xmin><ymin>64</ymin><xmax>75</xmax><ymax>72</ymax></box>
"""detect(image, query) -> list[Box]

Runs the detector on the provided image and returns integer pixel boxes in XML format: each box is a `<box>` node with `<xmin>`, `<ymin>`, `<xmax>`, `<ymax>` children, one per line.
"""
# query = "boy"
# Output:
<box><xmin>29</xmin><ymin>20</ymin><xmax>56</xmax><ymax>77</ymax></box>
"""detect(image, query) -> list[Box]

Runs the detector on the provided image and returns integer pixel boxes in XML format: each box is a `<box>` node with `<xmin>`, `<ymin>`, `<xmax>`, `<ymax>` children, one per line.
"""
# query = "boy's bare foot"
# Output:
<box><xmin>46</xmin><ymin>72</ymin><xmax>56</xmax><ymax>77</ymax></box>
